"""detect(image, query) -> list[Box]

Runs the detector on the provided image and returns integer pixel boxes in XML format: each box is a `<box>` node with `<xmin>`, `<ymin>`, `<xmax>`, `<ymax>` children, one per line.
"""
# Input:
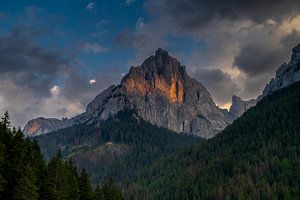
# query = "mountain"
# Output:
<box><xmin>24</xmin><ymin>48</ymin><xmax>231</xmax><ymax>138</ymax></box>
<box><xmin>134</xmin><ymin>81</ymin><xmax>300</xmax><ymax>199</ymax></box>
<box><xmin>34</xmin><ymin>110</ymin><xmax>200</xmax><ymax>189</ymax></box>
<box><xmin>228</xmin><ymin>43</ymin><xmax>300</xmax><ymax>118</ymax></box>
<box><xmin>228</xmin><ymin>95</ymin><xmax>256</xmax><ymax>120</ymax></box>
<box><xmin>23</xmin><ymin>117</ymin><xmax>69</xmax><ymax>137</ymax></box>
<box><xmin>259</xmin><ymin>44</ymin><xmax>300</xmax><ymax>99</ymax></box>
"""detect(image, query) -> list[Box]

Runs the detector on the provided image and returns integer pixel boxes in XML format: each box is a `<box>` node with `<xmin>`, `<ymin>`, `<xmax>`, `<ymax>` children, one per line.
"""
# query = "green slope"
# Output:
<box><xmin>134</xmin><ymin>82</ymin><xmax>300</xmax><ymax>200</ymax></box>
<box><xmin>34</xmin><ymin>110</ymin><xmax>199</xmax><ymax>189</ymax></box>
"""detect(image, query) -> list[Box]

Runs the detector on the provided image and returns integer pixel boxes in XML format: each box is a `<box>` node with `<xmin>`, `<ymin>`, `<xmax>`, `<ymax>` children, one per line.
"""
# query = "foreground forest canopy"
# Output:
<box><xmin>135</xmin><ymin>81</ymin><xmax>300</xmax><ymax>199</ymax></box>
<box><xmin>0</xmin><ymin>112</ymin><xmax>124</xmax><ymax>200</ymax></box>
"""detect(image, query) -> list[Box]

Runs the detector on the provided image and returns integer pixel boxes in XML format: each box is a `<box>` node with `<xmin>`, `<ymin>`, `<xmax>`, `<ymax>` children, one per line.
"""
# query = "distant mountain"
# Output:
<box><xmin>229</xmin><ymin>43</ymin><xmax>300</xmax><ymax>118</ymax></box>
<box><xmin>229</xmin><ymin>95</ymin><xmax>256</xmax><ymax>120</ymax></box>
<box><xmin>24</xmin><ymin>48</ymin><xmax>231</xmax><ymax>138</ymax></box>
<box><xmin>23</xmin><ymin>117</ymin><xmax>69</xmax><ymax>137</ymax></box>
<box><xmin>259</xmin><ymin>43</ymin><xmax>300</xmax><ymax>100</ymax></box>
<box><xmin>134</xmin><ymin>81</ymin><xmax>300</xmax><ymax>199</ymax></box>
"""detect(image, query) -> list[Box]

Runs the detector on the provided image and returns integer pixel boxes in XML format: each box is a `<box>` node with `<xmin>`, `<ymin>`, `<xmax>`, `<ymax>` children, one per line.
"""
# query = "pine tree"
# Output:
<box><xmin>102</xmin><ymin>179</ymin><xmax>123</xmax><ymax>200</ymax></box>
<box><xmin>63</xmin><ymin>160</ymin><xmax>80</xmax><ymax>200</ymax></box>
<box><xmin>1</xmin><ymin>111</ymin><xmax>11</xmax><ymax>130</ymax></box>
<box><xmin>93</xmin><ymin>186</ymin><xmax>104</xmax><ymax>200</ymax></box>
<box><xmin>13</xmin><ymin>164</ymin><xmax>38</xmax><ymax>200</ymax></box>
<box><xmin>78</xmin><ymin>169</ymin><xmax>93</xmax><ymax>200</ymax></box>
<box><xmin>42</xmin><ymin>152</ymin><xmax>65</xmax><ymax>199</ymax></box>
<box><xmin>0</xmin><ymin>112</ymin><xmax>101</xmax><ymax>200</ymax></box>
<box><xmin>0</xmin><ymin>134</ymin><xmax>5</xmax><ymax>195</ymax></box>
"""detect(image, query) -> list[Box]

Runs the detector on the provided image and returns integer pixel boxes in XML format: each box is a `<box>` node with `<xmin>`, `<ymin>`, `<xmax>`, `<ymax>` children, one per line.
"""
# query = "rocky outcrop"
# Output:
<box><xmin>23</xmin><ymin>117</ymin><xmax>68</xmax><ymax>137</ymax></box>
<box><xmin>24</xmin><ymin>48</ymin><xmax>231</xmax><ymax>138</ymax></box>
<box><xmin>229</xmin><ymin>43</ymin><xmax>300</xmax><ymax>119</ymax></box>
<box><xmin>87</xmin><ymin>49</ymin><xmax>231</xmax><ymax>138</ymax></box>
<box><xmin>229</xmin><ymin>95</ymin><xmax>256</xmax><ymax>120</ymax></box>
<box><xmin>259</xmin><ymin>43</ymin><xmax>300</xmax><ymax>100</ymax></box>
<box><xmin>23</xmin><ymin>113</ymin><xmax>90</xmax><ymax>137</ymax></box>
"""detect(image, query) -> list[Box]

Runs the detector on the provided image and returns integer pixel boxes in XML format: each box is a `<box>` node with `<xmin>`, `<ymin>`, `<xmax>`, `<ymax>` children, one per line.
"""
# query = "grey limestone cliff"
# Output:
<box><xmin>229</xmin><ymin>95</ymin><xmax>256</xmax><ymax>120</ymax></box>
<box><xmin>24</xmin><ymin>48</ymin><xmax>232</xmax><ymax>138</ymax></box>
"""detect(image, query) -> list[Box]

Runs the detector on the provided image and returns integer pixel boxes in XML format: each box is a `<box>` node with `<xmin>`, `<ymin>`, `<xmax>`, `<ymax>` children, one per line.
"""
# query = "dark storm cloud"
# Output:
<box><xmin>233</xmin><ymin>44</ymin><xmax>286</xmax><ymax>77</ymax></box>
<box><xmin>192</xmin><ymin>68</ymin><xmax>239</xmax><ymax>104</ymax></box>
<box><xmin>158</xmin><ymin>0</ymin><xmax>300</xmax><ymax>31</ymax></box>
<box><xmin>0</xmin><ymin>25</ymin><xmax>70</xmax><ymax>96</ymax></box>
<box><xmin>234</xmin><ymin>29</ymin><xmax>300</xmax><ymax>77</ymax></box>
<box><xmin>0</xmin><ymin>25</ymin><xmax>120</xmax><ymax>126</ymax></box>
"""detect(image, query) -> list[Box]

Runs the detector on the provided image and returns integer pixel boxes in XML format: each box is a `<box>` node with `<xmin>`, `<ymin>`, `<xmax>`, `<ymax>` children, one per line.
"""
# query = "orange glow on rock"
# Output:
<box><xmin>27</xmin><ymin>120</ymin><xmax>41</xmax><ymax>135</ymax></box>
<box><xmin>169</xmin><ymin>77</ymin><xmax>184</xmax><ymax>103</ymax></box>
<box><xmin>123</xmin><ymin>73</ymin><xmax>184</xmax><ymax>103</ymax></box>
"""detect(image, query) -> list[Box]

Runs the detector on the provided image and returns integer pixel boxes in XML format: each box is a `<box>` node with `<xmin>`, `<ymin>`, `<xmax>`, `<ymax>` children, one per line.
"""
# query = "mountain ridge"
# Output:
<box><xmin>24</xmin><ymin>48</ymin><xmax>231</xmax><ymax>138</ymax></box>
<box><xmin>24</xmin><ymin>43</ymin><xmax>300</xmax><ymax>138</ymax></box>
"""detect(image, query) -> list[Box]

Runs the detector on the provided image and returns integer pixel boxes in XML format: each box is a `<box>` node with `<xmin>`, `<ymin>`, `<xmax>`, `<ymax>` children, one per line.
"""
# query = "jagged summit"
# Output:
<box><xmin>291</xmin><ymin>43</ymin><xmax>300</xmax><ymax>65</ymax></box>
<box><xmin>24</xmin><ymin>49</ymin><xmax>231</xmax><ymax>138</ymax></box>
<box><xmin>123</xmin><ymin>48</ymin><xmax>187</xmax><ymax>83</ymax></box>
<box><xmin>229</xmin><ymin>95</ymin><xmax>256</xmax><ymax>120</ymax></box>
<box><xmin>121</xmin><ymin>48</ymin><xmax>189</xmax><ymax>104</ymax></box>
<box><xmin>259</xmin><ymin>43</ymin><xmax>300</xmax><ymax>100</ymax></box>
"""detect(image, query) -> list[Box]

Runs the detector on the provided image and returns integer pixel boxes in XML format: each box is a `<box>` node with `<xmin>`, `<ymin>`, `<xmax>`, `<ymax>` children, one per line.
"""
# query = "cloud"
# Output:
<box><xmin>50</xmin><ymin>85</ymin><xmax>61</xmax><ymax>96</ymax></box>
<box><xmin>79</xmin><ymin>42</ymin><xmax>108</xmax><ymax>54</ymax></box>
<box><xmin>136</xmin><ymin>0</ymin><xmax>300</xmax><ymax>105</ymax></box>
<box><xmin>115</xmin><ymin>17</ymin><xmax>170</xmax><ymax>66</ymax></box>
<box><xmin>157</xmin><ymin>0</ymin><xmax>300</xmax><ymax>31</ymax></box>
<box><xmin>86</xmin><ymin>2</ymin><xmax>96</xmax><ymax>10</ymax></box>
<box><xmin>233</xmin><ymin>21</ymin><xmax>300</xmax><ymax>79</ymax></box>
<box><xmin>89</xmin><ymin>79</ymin><xmax>96</xmax><ymax>84</ymax></box>
<box><xmin>125</xmin><ymin>0</ymin><xmax>136</xmax><ymax>5</ymax></box>
<box><xmin>0</xmin><ymin>25</ymin><xmax>69</xmax><ymax>97</ymax></box>
<box><xmin>192</xmin><ymin>68</ymin><xmax>239</xmax><ymax>105</ymax></box>
<box><xmin>61</xmin><ymin>69</ymin><xmax>122</xmax><ymax>107</ymax></box>
<box><xmin>234</xmin><ymin>42</ymin><xmax>286</xmax><ymax>77</ymax></box>
<box><xmin>0</xmin><ymin>25</ymin><xmax>119</xmax><ymax>127</ymax></box>
<box><xmin>96</xmin><ymin>19</ymin><xmax>110</xmax><ymax>27</ymax></box>
<box><xmin>281</xmin><ymin>29</ymin><xmax>300</xmax><ymax>48</ymax></box>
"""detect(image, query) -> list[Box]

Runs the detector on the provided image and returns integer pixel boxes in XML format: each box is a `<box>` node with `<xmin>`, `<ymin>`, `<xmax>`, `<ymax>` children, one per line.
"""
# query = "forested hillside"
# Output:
<box><xmin>0</xmin><ymin>112</ymin><xmax>123</xmax><ymax>200</ymax></box>
<box><xmin>134</xmin><ymin>81</ymin><xmax>300</xmax><ymax>199</ymax></box>
<box><xmin>35</xmin><ymin>110</ymin><xmax>199</xmax><ymax>189</ymax></box>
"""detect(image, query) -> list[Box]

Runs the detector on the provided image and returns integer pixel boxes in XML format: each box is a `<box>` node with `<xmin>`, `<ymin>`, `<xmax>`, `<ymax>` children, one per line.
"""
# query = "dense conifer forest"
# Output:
<box><xmin>0</xmin><ymin>112</ymin><xmax>123</xmax><ymax>200</ymax></box>
<box><xmin>35</xmin><ymin>110</ymin><xmax>199</xmax><ymax>190</ymax></box>
<box><xmin>134</xmin><ymin>82</ymin><xmax>300</xmax><ymax>199</ymax></box>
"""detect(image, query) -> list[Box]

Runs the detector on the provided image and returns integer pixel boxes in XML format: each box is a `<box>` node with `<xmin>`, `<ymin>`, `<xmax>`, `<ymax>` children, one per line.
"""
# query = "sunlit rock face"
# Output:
<box><xmin>24</xmin><ymin>48</ymin><xmax>231</xmax><ymax>138</ymax></box>
<box><xmin>23</xmin><ymin>117</ymin><xmax>67</xmax><ymax>136</ymax></box>
<box><xmin>85</xmin><ymin>48</ymin><xmax>231</xmax><ymax>138</ymax></box>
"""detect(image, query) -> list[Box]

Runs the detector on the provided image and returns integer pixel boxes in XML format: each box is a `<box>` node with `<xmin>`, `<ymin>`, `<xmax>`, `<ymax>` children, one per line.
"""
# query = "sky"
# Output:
<box><xmin>0</xmin><ymin>0</ymin><xmax>300</xmax><ymax>127</ymax></box>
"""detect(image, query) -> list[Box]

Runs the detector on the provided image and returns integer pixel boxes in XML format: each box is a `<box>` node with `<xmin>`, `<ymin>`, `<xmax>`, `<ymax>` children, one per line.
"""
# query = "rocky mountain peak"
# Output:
<box><xmin>260</xmin><ymin>43</ymin><xmax>300</xmax><ymax>100</ymax></box>
<box><xmin>24</xmin><ymin>48</ymin><xmax>231</xmax><ymax>138</ymax></box>
<box><xmin>291</xmin><ymin>43</ymin><xmax>300</xmax><ymax>65</ymax></box>
<box><xmin>121</xmin><ymin>48</ymin><xmax>187</xmax><ymax>104</ymax></box>
<box><xmin>23</xmin><ymin>117</ymin><xmax>64</xmax><ymax>137</ymax></box>
<box><xmin>229</xmin><ymin>95</ymin><xmax>256</xmax><ymax>120</ymax></box>
<box><xmin>231</xmin><ymin>95</ymin><xmax>242</xmax><ymax>103</ymax></box>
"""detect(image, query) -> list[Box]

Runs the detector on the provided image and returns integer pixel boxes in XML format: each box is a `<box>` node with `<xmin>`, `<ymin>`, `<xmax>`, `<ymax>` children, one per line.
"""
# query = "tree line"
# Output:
<box><xmin>0</xmin><ymin>111</ymin><xmax>123</xmax><ymax>200</ymax></box>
